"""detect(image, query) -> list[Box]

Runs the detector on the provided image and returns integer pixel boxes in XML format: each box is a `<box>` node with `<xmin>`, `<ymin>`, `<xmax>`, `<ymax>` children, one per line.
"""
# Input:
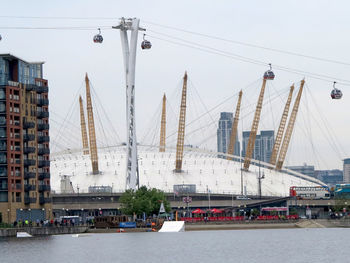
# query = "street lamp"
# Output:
<box><xmin>7</xmin><ymin>208</ymin><xmax>10</xmax><ymax>224</ymax></box>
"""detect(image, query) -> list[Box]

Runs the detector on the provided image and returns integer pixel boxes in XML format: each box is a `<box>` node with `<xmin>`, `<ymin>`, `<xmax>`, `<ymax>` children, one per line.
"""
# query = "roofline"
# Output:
<box><xmin>0</xmin><ymin>53</ymin><xmax>45</xmax><ymax>64</ymax></box>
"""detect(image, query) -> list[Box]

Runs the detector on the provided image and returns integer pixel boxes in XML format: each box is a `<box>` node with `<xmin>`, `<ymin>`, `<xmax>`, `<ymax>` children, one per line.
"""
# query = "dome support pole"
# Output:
<box><xmin>159</xmin><ymin>94</ymin><xmax>166</xmax><ymax>152</ymax></box>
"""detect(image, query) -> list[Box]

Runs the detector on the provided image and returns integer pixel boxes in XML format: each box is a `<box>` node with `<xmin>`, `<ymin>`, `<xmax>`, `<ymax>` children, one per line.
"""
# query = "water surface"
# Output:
<box><xmin>1</xmin><ymin>228</ymin><xmax>348</xmax><ymax>263</ymax></box>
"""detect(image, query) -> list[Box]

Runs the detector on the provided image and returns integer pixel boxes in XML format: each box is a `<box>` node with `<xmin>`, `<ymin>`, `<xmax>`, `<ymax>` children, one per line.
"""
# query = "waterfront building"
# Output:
<box><xmin>286</xmin><ymin>164</ymin><xmax>315</xmax><ymax>179</ymax></box>
<box><xmin>217</xmin><ymin>112</ymin><xmax>240</xmax><ymax>157</ymax></box>
<box><xmin>343</xmin><ymin>158</ymin><xmax>350</xmax><ymax>183</ymax></box>
<box><xmin>242</xmin><ymin>130</ymin><xmax>274</xmax><ymax>163</ymax></box>
<box><xmin>0</xmin><ymin>54</ymin><xmax>51</xmax><ymax>223</ymax></box>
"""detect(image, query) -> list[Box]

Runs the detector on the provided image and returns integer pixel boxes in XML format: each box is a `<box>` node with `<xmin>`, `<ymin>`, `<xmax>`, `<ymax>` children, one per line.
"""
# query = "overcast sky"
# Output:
<box><xmin>0</xmin><ymin>0</ymin><xmax>349</xmax><ymax>170</ymax></box>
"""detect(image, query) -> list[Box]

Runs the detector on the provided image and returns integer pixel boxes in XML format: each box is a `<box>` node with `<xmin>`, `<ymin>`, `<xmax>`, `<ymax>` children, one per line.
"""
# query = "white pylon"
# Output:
<box><xmin>113</xmin><ymin>18</ymin><xmax>144</xmax><ymax>190</ymax></box>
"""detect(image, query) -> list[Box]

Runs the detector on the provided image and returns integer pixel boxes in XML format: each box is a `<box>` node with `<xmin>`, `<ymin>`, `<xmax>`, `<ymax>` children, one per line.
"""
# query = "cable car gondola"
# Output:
<box><xmin>141</xmin><ymin>34</ymin><xmax>152</xmax><ymax>50</ymax></box>
<box><xmin>331</xmin><ymin>81</ymin><xmax>342</xmax><ymax>99</ymax></box>
<box><xmin>93</xmin><ymin>28</ymin><xmax>103</xmax><ymax>43</ymax></box>
<box><xmin>263</xmin><ymin>63</ymin><xmax>275</xmax><ymax>80</ymax></box>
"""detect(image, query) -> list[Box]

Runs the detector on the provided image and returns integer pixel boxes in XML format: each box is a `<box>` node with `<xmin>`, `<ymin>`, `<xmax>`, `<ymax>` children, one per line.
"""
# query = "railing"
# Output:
<box><xmin>38</xmin><ymin>135</ymin><xmax>50</xmax><ymax>143</ymax></box>
<box><xmin>37</xmin><ymin>86</ymin><xmax>48</xmax><ymax>93</ymax></box>
<box><xmin>36</xmin><ymin>111</ymin><xmax>49</xmax><ymax>118</ymax></box>
<box><xmin>23</xmin><ymin>121</ymin><xmax>35</xmax><ymax>129</ymax></box>
<box><xmin>38</xmin><ymin>172</ymin><xmax>50</xmax><ymax>180</ymax></box>
<box><xmin>23</xmin><ymin>147</ymin><xmax>36</xmax><ymax>154</ymax></box>
<box><xmin>15</xmin><ymin>183</ymin><xmax>22</xmax><ymax>190</ymax></box>
<box><xmin>24</xmin><ymin>184</ymin><xmax>35</xmax><ymax>191</ymax></box>
<box><xmin>23</xmin><ymin>134</ymin><xmax>35</xmax><ymax>141</ymax></box>
<box><xmin>38</xmin><ymin>160</ymin><xmax>50</xmax><ymax>167</ymax></box>
<box><xmin>24</xmin><ymin>159</ymin><xmax>36</xmax><ymax>166</ymax></box>
<box><xmin>38</xmin><ymin>185</ymin><xmax>50</xmax><ymax>192</ymax></box>
<box><xmin>38</xmin><ymin>148</ymin><xmax>50</xmax><ymax>155</ymax></box>
<box><xmin>37</xmin><ymin>123</ymin><xmax>49</xmax><ymax>131</ymax></box>
<box><xmin>24</xmin><ymin>172</ymin><xmax>36</xmax><ymax>179</ymax></box>
<box><xmin>37</xmin><ymin>98</ymin><xmax>49</xmax><ymax>106</ymax></box>
<box><xmin>24</xmin><ymin>197</ymin><xmax>37</xmax><ymax>204</ymax></box>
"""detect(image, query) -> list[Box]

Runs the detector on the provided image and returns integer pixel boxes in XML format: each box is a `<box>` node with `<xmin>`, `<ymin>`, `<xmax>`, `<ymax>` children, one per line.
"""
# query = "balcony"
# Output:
<box><xmin>24</xmin><ymin>172</ymin><xmax>36</xmax><ymax>179</ymax></box>
<box><xmin>38</xmin><ymin>172</ymin><xmax>50</xmax><ymax>180</ymax></box>
<box><xmin>38</xmin><ymin>148</ymin><xmax>50</xmax><ymax>155</ymax></box>
<box><xmin>13</xmin><ymin>120</ymin><xmax>20</xmax><ymax>127</ymax></box>
<box><xmin>23</xmin><ymin>147</ymin><xmax>36</xmax><ymax>154</ymax></box>
<box><xmin>38</xmin><ymin>135</ymin><xmax>50</xmax><ymax>143</ymax></box>
<box><xmin>37</xmin><ymin>86</ymin><xmax>48</xmax><ymax>93</ymax></box>
<box><xmin>23</xmin><ymin>134</ymin><xmax>35</xmax><ymax>142</ymax></box>
<box><xmin>37</xmin><ymin>98</ymin><xmax>49</xmax><ymax>106</ymax></box>
<box><xmin>39</xmin><ymin>196</ymin><xmax>52</xmax><ymax>204</ymax></box>
<box><xmin>37</xmin><ymin>123</ymin><xmax>49</xmax><ymax>131</ymax></box>
<box><xmin>38</xmin><ymin>160</ymin><xmax>50</xmax><ymax>167</ymax></box>
<box><xmin>24</xmin><ymin>159</ymin><xmax>36</xmax><ymax>166</ymax></box>
<box><xmin>15</xmin><ymin>183</ymin><xmax>22</xmax><ymax>190</ymax></box>
<box><xmin>24</xmin><ymin>197</ymin><xmax>37</xmax><ymax>204</ymax></box>
<box><xmin>36</xmin><ymin>111</ymin><xmax>49</xmax><ymax>118</ymax></box>
<box><xmin>38</xmin><ymin>185</ymin><xmax>50</xmax><ymax>192</ymax></box>
<box><xmin>0</xmin><ymin>184</ymin><xmax>8</xmax><ymax>190</ymax></box>
<box><xmin>26</xmin><ymin>84</ymin><xmax>37</xmax><ymax>92</ymax></box>
<box><xmin>24</xmin><ymin>184</ymin><xmax>36</xmax><ymax>192</ymax></box>
<box><xmin>15</xmin><ymin>159</ymin><xmax>21</xmax><ymax>164</ymax></box>
<box><xmin>23</xmin><ymin>121</ymin><xmax>35</xmax><ymax>129</ymax></box>
<box><xmin>16</xmin><ymin>196</ymin><xmax>21</xmax><ymax>202</ymax></box>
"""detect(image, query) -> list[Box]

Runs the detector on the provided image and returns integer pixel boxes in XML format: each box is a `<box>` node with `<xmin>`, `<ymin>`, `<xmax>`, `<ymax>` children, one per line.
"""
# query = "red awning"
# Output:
<box><xmin>192</xmin><ymin>208</ymin><xmax>206</xmax><ymax>214</ymax></box>
<box><xmin>210</xmin><ymin>208</ymin><xmax>224</xmax><ymax>214</ymax></box>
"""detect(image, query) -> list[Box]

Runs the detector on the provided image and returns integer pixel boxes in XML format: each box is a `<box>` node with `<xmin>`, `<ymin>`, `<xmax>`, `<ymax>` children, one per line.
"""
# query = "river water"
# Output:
<box><xmin>1</xmin><ymin>228</ymin><xmax>349</xmax><ymax>263</ymax></box>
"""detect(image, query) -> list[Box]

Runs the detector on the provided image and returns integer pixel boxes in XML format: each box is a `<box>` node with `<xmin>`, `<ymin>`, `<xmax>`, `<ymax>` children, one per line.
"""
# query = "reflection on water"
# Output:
<box><xmin>1</xmin><ymin>228</ymin><xmax>349</xmax><ymax>263</ymax></box>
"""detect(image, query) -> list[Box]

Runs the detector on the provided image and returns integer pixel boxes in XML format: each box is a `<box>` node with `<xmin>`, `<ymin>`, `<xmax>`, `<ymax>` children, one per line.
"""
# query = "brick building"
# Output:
<box><xmin>0</xmin><ymin>54</ymin><xmax>51</xmax><ymax>223</ymax></box>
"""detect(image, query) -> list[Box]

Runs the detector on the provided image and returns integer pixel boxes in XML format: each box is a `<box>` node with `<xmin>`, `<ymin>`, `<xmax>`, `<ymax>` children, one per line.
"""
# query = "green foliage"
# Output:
<box><xmin>119</xmin><ymin>186</ymin><xmax>171</xmax><ymax>216</ymax></box>
<box><xmin>334</xmin><ymin>196</ymin><xmax>349</xmax><ymax>212</ymax></box>
<box><xmin>250</xmin><ymin>209</ymin><xmax>259</xmax><ymax>216</ymax></box>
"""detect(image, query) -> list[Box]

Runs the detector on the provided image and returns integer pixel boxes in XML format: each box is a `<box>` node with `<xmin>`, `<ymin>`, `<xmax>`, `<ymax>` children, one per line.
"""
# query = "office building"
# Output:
<box><xmin>0</xmin><ymin>54</ymin><xmax>51</xmax><ymax>223</ymax></box>
<box><xmin>242</xmin><ymin>130</ymin><xmax>274</xmax><ymax>163</ymax></box>
<box><xmin>217</xmin><ymin>112</ymin><xmax>240</xmax><ymax>157</ymax></box>
<box><xmin>314</xmin><ymin>169</ymin><xmax>343</xmax><ymax>186</ymax></box>
<box><xmin>343</xmin><ymin>158</ymin><xmax>350</xmax><ymax>183</ymax></box>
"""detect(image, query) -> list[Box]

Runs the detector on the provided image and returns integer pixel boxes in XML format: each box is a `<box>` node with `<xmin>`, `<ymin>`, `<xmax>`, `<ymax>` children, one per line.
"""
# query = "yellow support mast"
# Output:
<box><xmin>85</xmin><ymin>73</ymin><xmax>99</xmax><ymax>174</ymax></box>
<box><xmin>276</xmin><ymin>80</ymin><xmax>305</xmax><ymax>170</ymax></box>
<box><xmin>175</xmin><ymin>72</ymin><xmax>188</xmax><ymax>172</ymax></box>
<box><xmin>79</xmin><ymin>96</ymin><xmax>89</xmax><ymax>155</ymax></box>
<box><xmin>159</xmin><ymin>93</ymin><xmax>166</xmax><ymax>152</ymax></box>
<box><xmin>243</xmin><ymin>79</ymin><xmax>267</xmax><ymax>170</ymax></box>
<box><xmin>269</xmin><ymin>85</ymin><xmax>294</xmax><ymax>166</ymax></box>
<box><xmin>227</xmin><ymin>90</ymin><xmax>243</xmax><ymax>160</ymax></box>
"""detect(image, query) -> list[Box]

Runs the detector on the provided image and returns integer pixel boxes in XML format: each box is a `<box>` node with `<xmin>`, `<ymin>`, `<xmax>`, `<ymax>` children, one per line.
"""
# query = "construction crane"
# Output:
<box><xmin>79</xmin><ymin>96</ymin><xmax>89</xmax><ymax>155</ymax></box>
<box><xmin>175</xmin><ymin>72</ymin><xmax>188</xmax><ymax>172</ymax></box>
<box><xmin>159</xmin><ymin>94</ymin><xmax>166</xmax><ymax>152</ymax></box>
<box><xmin>227</xmin><ymin>90</ymin><xmax>243</xmax><ymax>160</ymax></box>
<box><xmin>243</xmin><ymin>78</ymin><xmax>268</xmax><ymax>170</ymax></box>
<box><xmin>276</xmin><ymin>80</ymin><xmax>305</xmax><ymax>170</ymax></box>
<box><xmin>269</xmin><ymin>85</ymin><xmax>294</xmax><ymax>166</ymax></box>
<box><xmin>85</xmin><ymin>73</ymin><xmax>99</xmax><ymax>174</ymax></box>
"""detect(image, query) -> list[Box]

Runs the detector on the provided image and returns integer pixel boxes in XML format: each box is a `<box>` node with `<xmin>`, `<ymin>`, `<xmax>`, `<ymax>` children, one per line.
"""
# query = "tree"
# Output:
<box><xmin>119</xmin><ymin>186</ymin><xmax>171</xmax><ymax>216</ymax></box>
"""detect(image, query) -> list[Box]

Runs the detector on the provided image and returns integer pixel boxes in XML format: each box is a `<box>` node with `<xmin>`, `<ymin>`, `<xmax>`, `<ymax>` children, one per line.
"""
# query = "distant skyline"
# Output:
<box><xmin>0</xmin><ymin>0</ymin><xmax>349</xmax><ymax>170</ymax></box>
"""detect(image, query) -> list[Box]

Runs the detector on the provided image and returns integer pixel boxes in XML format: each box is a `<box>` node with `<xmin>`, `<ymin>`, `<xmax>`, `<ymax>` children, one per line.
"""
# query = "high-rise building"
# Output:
<box><xmin>242</xmin><ymin>130</ymin><xmax>274</xmax><ymax>163</ymax></box>
<box><xmin>343</xmin><ymin>158</ymin><xmax>350</xmax><ymax>183</ymax></box>
<box><xmin>0</xmin><ymin>54</ymin><xmax>51</xmax><ymax>223</ymax></box>
<box><xmin>217</xmin><ymin>112</ymin><xmax>240</xmax><ymax>157</ymax></box>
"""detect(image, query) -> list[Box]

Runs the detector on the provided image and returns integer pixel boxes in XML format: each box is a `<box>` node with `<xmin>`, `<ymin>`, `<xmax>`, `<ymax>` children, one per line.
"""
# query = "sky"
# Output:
<box><xmin>0</xmin><ymin>0</ymin><xmax>349</xmax><ymax>170</ymax></box>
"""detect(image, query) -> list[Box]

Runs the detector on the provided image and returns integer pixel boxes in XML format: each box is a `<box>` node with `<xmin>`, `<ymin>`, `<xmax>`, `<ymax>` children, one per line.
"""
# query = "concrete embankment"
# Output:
<box><xmin>186</xmin><ymin>221</ymin><xmax>298</xmax><ymax>231</ymax></box>
<box><xmin>0</xmin><ymin>226</ymin><xmax>88</xmax><ymax>237</ymax></box>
